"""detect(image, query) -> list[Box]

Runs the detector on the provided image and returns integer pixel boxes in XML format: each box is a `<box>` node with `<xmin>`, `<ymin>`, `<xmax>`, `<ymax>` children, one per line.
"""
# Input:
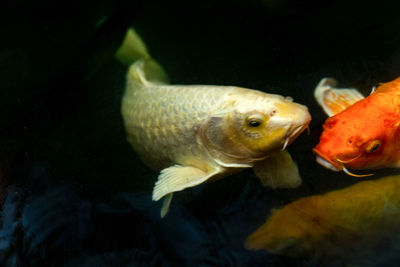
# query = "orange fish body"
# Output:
<box><xmin>245</xmin><ymin>175</ymin><xmax>400</xmax><ymax>265</ymax></box>
<box><xmin>313</xmin><ymin>77</ymin><xmax>400</xmax><ymax>175</ymax></box>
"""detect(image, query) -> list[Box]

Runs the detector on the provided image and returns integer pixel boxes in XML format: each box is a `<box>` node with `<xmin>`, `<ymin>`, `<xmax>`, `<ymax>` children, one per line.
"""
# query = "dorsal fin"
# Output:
<box><xmin>314</xmin><ymin>78</ymin><xmax>365</xmax><ymax>116</ymax></box>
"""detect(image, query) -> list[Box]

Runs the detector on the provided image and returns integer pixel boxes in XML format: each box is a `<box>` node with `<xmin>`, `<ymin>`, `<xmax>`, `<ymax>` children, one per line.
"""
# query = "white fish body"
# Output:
<box><xmin>121</xmin><ymin>59</ymin><xmax>311</xmax><ymax>216</ymax></box>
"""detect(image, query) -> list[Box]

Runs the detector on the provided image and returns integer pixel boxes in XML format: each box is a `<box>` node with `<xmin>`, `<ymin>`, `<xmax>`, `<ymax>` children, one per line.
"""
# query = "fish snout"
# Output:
<box><xmin>313</xmin><ymin>147</ymin><xmax>343</xmax><ymax>171</ymax></box>
<box><xmin>274</xmin><ymin>103</ymin><xmax>311</xmax><ymax>150</ymax></box>
<box><xmin>287</xmin><ymin>104</ymin><xmax>311</xmax><ymax>140</ymax></box>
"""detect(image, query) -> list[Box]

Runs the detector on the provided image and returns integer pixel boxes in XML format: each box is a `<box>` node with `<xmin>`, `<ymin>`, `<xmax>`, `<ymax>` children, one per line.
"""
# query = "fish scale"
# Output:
<box><xmin>123</xmin><ymin>79</ymin><xmax>230</xmax><ymax>170</ymax></box>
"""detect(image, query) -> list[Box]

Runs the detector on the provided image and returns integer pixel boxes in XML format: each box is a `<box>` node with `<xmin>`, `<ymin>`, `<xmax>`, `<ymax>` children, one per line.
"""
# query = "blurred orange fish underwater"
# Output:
<box><xmin>245</xmin><ymin>175</ymin><xmax>400</xmax><ymax>266</ymax></box>
<box><xmin>312</xmin><ymin>77</ymin><xmax>400</xmax><ymax>177</ymax></box>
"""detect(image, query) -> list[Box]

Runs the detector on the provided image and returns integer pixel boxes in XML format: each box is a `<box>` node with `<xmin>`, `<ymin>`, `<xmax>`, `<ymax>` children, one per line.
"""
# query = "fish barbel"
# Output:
<box><xmin>119</xmin><ymin>29</ymin><xmax>311</xmax><ymax>216</ymax></box>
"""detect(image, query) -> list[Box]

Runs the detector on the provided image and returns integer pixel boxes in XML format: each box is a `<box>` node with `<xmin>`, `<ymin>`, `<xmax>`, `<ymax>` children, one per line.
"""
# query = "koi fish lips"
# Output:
<box><xmin>313</xmin><ymin>148</ymin><xmax>374</xmax><ymax>177</ymax></box>
<box><xmin>313</xmin><ymin>148</ymin><xmax>343</xmax><ymax>171</ymax></box>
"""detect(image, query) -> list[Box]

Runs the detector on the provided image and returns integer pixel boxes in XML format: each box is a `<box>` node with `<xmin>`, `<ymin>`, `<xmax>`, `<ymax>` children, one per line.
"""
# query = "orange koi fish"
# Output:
<box><xmin>245</xmin><ymin>175</ymin><xmax>400</xmax><ymax>265</ymax></box>
<box><xmin>312</xmin><ymin>77</ymin><xmax>400</xmax><ymax>176</ymax></box>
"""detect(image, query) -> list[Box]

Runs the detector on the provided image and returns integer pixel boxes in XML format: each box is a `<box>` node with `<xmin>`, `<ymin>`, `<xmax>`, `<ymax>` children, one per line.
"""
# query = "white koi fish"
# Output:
<box><xmin>118</xmin><ymin>29</ymin><xmax>311</xmax><ymax>217</ymax></box>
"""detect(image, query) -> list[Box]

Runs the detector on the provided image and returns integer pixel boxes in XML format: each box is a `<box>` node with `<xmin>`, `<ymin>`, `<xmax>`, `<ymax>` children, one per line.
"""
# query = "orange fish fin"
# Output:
<box><xmin>314</xmin><ymin>78</ymin><xmax>365</xmax><ymax>116</ymax></box>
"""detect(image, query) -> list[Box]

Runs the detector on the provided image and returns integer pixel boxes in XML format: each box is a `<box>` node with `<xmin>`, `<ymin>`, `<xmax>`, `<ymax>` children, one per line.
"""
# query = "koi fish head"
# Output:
<box><xmin>232</xmin><ymin>93</ymin><xmax>311</xmax><ymax>156</ymax></box>
<box><xmin>313</xmin><ymin>90</ymin><xmax>400</xmax><ymax>176</ymax></box>
<box><xmin>201</xmin><ymin>89</ymin><xmax>311</xmax><ymax>163</ymax></box>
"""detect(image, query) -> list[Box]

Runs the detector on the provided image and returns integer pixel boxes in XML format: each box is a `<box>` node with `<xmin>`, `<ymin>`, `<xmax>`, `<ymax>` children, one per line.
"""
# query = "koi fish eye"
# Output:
<box><xmin>246</xmin><ymin>114</ymin><xmax>264</xmax><ymax>128</ymax></box>
<box><xmin>365</xmin><ymin>140</ymin><xmax>381</xmax><ymax>153</ymax></box>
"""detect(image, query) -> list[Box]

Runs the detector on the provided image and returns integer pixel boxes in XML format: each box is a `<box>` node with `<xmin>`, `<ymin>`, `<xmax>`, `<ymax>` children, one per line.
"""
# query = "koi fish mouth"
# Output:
<box><xmin>312</xmin><ymin>148</ymin><xmax>374</xmax><ymax>177</ymax></box>
<box><xmin>313</xmin><ymin>148</ymin><xmax>342</xmax><ymax>171</ymax></box>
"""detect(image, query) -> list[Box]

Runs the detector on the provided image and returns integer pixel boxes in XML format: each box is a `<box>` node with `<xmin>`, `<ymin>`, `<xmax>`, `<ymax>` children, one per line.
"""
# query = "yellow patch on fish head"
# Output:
<box><xmin>201</xmin><ymin>91</ymin><xmax>310</xmax><ymax>162</ymax></box>
<box><xmin>236</xmin><ymin>111</ymin><xmax>286</xmax><ymax>153</ymax></box>
<box><xmin>201</xmin><ymin>110</ymin><xmax>288</xmax><ymax>162</ymax></box>
<box><xmin>234</xmin><ymin>100</ymin><xmax>310</xmax><ymax>156</ymax></box>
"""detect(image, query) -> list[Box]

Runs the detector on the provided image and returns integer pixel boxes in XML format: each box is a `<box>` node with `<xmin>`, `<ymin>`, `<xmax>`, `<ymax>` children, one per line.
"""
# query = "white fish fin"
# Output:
<box><xmin>253</xmin><ymin>150</ymin><xmax>302</xmax><ymax>189</ymax></box>
<box><xmin>314</xmin><ymin>77</ymin><xmax>365</xmax><ymax>116</ymax></box>
<box><xmin>160</xmin><ymin>193</ymin><xmax>173</xmax><ymax>218</ymax></box>
<box><xmin>152</xmin><ymin>165</ymin><xmax>220</xmax><ymax>201</ymax></box>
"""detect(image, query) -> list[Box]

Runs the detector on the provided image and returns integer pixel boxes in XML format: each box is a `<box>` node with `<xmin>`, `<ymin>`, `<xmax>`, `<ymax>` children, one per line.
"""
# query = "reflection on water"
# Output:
<box><xmin>1</xmin><ymin>0</ymin><xmax>400</xmax><ymax>266</ymax></box>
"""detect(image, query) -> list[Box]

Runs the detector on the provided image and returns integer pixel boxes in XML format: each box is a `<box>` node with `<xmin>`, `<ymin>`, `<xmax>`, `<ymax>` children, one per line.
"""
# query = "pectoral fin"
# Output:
<box><xmin>160</xmin><ymin>193</ymin><xmax>173</xmax><ymax>218</ymax></box>
<box><xmin>314</xmin><ymin>78</ymin><xmax>365</xmax><ymax>116</ymax></box>
<box><xmin>253</xmin><ymin>150</ymin><xmax>301</xmax><ymax>189</ymax></box>
<box><xmin>152</xmin><ymin>165</ymin><xmax>220</xmax><ymax>216</ymax></box>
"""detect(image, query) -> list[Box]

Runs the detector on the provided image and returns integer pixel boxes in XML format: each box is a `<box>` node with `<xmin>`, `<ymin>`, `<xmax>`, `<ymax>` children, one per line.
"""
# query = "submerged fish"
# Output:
<box><xmin>245</xmin><ymin>175</ymin><xmax>400</xmax><ymax>266</ymax></box>
<box><xmin>118</xmin><ymin>29</ymin><xmax>311</xmax><ymax>216</ymax></box>
<box><xmin>313</xmin><ymin>77</ymin><xmax>400</xmax><ymax>176</ymax></box>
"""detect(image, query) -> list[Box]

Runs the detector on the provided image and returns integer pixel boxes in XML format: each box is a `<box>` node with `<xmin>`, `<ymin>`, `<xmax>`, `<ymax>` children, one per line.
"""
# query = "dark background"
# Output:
<box><xmin>1</xmin><ymin>0</ymin><xmax>400</xmax><ymax>266</ymax></box>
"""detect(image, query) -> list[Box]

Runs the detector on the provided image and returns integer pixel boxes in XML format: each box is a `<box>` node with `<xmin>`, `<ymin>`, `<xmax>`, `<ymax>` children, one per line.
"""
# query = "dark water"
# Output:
<box><xmin>1</xmin><ymin>0</ymin><xmax>400</xmax><ymax>266</ymax></box>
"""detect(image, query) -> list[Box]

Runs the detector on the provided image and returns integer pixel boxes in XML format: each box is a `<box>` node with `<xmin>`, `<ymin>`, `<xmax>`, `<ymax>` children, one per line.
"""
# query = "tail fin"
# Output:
<box><xmin>116</xmin><ymin>28</ymin><xmax>169</xmax><ymax>84</ymax></box>
<box><xmin>115</xmin><ymin>28</ymin><xmax>150</xmax><ymax>65</ymax></box>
